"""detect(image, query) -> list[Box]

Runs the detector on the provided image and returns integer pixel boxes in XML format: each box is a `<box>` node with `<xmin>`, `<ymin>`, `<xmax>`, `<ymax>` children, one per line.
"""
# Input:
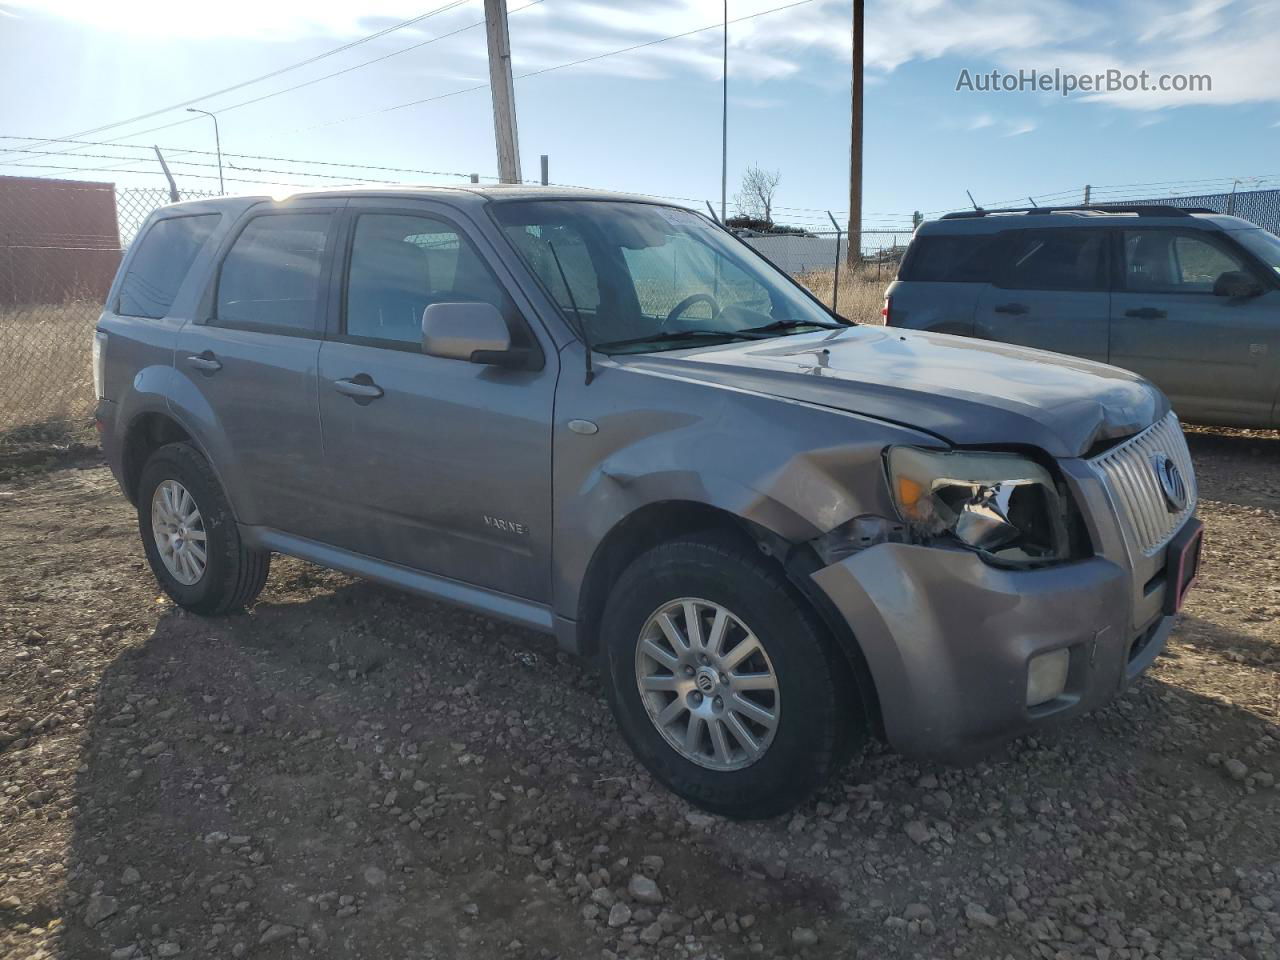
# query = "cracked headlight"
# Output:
<box><xmin>886</xmin><ymin>447</ymin><xmax>1069</xmax><ymax>564</ymax></box>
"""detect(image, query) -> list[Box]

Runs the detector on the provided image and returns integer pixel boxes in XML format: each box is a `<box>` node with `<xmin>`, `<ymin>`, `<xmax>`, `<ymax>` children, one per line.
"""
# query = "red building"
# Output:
<box><xmin>0</xmin><ymin>176</ymin><xmax>121</xmax><ymax>306</ymax></box>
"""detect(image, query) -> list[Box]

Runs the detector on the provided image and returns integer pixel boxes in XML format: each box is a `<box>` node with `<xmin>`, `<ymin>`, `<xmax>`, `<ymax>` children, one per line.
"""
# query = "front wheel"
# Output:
<box><xmin>601</xmin><ymin>533</ymin><xmax>863</xmax><ymax>818</ymax></box>
<box><xmin>137</xmin><ymin>442</ymin><xmax>270</xmax><ymax>615</ymax></box>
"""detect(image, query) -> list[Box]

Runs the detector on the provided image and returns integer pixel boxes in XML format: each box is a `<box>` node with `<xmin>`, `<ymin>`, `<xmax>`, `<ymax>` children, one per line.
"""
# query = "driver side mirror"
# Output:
<box><xmin>1212</xmin><ymin>270</ymin><xmax>1264</xmax><ymax>299</ymax></box>
<box><xmin>421</xmin><ymin>302</ymin><xmax>531</xmax><ymax>368</ymax></box>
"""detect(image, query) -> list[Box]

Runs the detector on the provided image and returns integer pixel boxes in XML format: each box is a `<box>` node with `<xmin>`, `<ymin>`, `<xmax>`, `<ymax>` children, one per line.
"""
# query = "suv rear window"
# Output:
<box><xmin>117</xmin><ymin>214</ymin><xmax>220</xmax><ymax>319</ymax></box>
<box><xmin>900</xmin><ymin>234</ymin><xmax>1004</xmax><ymax>283</ymax></box>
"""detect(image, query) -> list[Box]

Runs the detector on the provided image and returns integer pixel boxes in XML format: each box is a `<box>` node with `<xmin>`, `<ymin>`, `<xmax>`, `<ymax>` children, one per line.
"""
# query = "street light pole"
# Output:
<box><xmin>186</xmin><ymin>108</ymin><xmax>224</xmax><ymax>195</ymax></box>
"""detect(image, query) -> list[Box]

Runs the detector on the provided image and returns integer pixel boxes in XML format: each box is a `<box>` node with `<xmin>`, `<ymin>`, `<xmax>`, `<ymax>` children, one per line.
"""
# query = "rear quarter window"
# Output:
<box><xmin>117</xmin><ymin>213</ymin><xmax>221</xmax><ymax>319</ymax></box>
<box><xmin>900</xmin><ymin>233</ymin><xmax>1005</xmax><ymax>283</ymax></box>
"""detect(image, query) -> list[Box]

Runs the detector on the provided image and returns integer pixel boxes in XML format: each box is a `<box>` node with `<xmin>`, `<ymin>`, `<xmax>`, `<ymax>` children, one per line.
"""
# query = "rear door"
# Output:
<box><xmin>1109</xmin><ymin>227</ymin><xmax>1280</xmax><ymax>426</ymax></box>
<box><xmin>888</xmin><ymin>231</ymin><xmax>1006</xmax><ymax>334</ymax></box>
<box><xmin>175</xmin><ymin>201</ymin><xmax>341</xmax><ymax>535</ymax></box>
<box><xmin>973</xmin><ymin>227</ymin><xmax>1111</xmax><ymax>361</ymax></box>
<box><xmin>314</xmin><ymin>201</ymin><xmax>557</xmax><ymax>602</ymax></box>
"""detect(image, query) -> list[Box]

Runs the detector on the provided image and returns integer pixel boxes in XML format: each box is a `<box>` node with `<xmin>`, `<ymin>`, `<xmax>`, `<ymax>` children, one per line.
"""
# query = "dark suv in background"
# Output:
<box><xmin>885</xmin><ymin>206</ymin><xmax>1280</xmax><ymax>428</ymax></box>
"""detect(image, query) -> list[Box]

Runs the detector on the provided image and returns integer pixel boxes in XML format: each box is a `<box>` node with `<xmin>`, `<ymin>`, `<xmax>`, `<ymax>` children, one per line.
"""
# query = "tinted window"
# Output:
<box><xmin>216</xmin><ymin>213</ymin><xmax>330</xmax><ymax>333</ymax></box>
<box><xmin>1121</xmin><ymin>230</ymin><xmax>1247</xmax><ymax>292</ymax></box>
<box><xmin>1006</xmin><ymin>229</ymin><xmax>1106</xmax><ymax>291</ymax></box>
<box><xmin>901</xmin><ymin>234</ymin><xmax>1004</xmax><ymax>283</ymax></box>
<box><xmin>345</xmin><ymin>214</ymin><xmax>511</xmax><ymax>346</ymax></box>
<box><xmin>118</xmin><ymin>214</ymin><xmax>220</xmax><ymax>318</ymax></box>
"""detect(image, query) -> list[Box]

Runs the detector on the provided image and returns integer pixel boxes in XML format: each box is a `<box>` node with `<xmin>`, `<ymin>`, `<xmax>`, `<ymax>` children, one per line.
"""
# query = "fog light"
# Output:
<box><xmin>1026</xmin><ymin>649</ymin><xmax>1070</xmax><ymax>707</ymax></box>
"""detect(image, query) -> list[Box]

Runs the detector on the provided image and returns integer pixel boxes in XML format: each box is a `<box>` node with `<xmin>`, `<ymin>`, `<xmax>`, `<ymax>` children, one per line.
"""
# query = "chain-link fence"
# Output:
<box><xmin>741</xmin><ymin>229</ymin><xmax>910</xmax><ymax>320</ymax></box>
<box><xmin>1121</xmin><ymin>187</ymin><xmax>1280</xmax><ymax>234</ymax></box>
<box><xmin>0</xmin><ymin>182</ymin><xmax>216</xmax><ymax>445</ymax></box>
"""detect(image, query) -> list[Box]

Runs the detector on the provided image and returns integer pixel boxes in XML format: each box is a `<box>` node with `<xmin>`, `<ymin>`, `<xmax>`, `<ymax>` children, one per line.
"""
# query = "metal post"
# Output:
<box><xmin>826</xmin><ymin>211</ymin><xmax>842</xmax><ymax>316</ymax></box>
<box><xmin>185</xmin><ymin>108</ymin><xmax>223</xmax><ymax>194</ymax></box>
<box><xmin>540</xmin><ymin>154</ymin><xmax>549</xmax><ymax>186</ymax></box>
<box><xmin>846</xmin><ymin>0</ymin><xmax>863</xmax><ymax>268</ymax></box>
<box><xmin>484</xmin><ymin>0</ymin><xmax>522</xmax><ymax>183</ymax></box>
<box><xmin>153</xmin><ymin>146</ymin><xmax>180</xmax><ymax>203</ymax></box>
<box><xmin>720</xmin><ymin>0</ymin><xmax>728</xmax><ymax>222</ymax></box>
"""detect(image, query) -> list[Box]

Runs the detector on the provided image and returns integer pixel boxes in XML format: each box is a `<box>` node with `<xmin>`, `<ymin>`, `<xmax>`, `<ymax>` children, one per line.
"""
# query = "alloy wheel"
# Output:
<box><xmin>634</xmin><ymin>597</ymin><xmax>780</xmax><ymax>771</ymax></box>
<box><xmin>151</xmin><ymin>479</ymin><xmax>208</xmax><ymax>586</ymax></box>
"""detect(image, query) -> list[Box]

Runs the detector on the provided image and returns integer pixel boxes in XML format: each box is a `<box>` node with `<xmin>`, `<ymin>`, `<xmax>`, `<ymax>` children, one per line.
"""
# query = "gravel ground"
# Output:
<box><xmin>1</xmin><ymin>428</ymin><xmax>1277</xmax><ymax>960</ymax></box>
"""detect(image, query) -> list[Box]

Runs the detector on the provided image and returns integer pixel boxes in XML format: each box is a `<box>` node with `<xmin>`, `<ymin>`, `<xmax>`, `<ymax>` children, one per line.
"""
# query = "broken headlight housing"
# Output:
<box><xmin>886</xmin><ymin>447</ymin><xmax>1069</xmax><ymax>564</ymax></box>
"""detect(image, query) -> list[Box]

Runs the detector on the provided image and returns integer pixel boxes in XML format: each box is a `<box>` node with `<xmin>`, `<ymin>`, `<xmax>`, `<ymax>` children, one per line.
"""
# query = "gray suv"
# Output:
<box><xmin>885</xmin><ymin>205</ymin><xmax>1280</xmax><ymax>428</ymax></box>
<box><xmin>94</xmin><ymin>187</ymin><xmax>1202</xmax><ymax>818</ymax></box>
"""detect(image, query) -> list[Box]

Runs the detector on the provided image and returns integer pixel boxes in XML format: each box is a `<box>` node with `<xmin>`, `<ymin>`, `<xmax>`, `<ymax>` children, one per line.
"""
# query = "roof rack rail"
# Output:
<box><xmin>940</xmin><ymin>204</ymin><xmax>1216</xmax><ymax>220</ymax></box>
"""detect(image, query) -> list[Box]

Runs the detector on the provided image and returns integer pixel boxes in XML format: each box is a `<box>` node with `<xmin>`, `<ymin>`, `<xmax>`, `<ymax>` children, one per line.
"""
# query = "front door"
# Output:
<box><xmin>974</xmin><ymin>228</ymin><xmax>1110</xmax><ymax>362</ymax></box>
<box><xmin>175</xmin><ymin>206</ymin><xmax>338</xmax><ymax>536</ymax></box>
<box><xmin>1109</xmin><ymin>227</ymin><xmax>1280</xmax><ymax>426</ymax></box>
<box><xmin>315</xmin><ymin>205</ymin><xmax>557</xmax><ymax>602</ymax></box>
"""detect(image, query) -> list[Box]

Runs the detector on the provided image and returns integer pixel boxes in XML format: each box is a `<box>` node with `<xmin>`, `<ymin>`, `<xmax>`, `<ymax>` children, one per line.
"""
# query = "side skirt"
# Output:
<box><xmin>240</xmin><ymin>525</ymin><xmax>556</xmax><ymax>635</ymax></box>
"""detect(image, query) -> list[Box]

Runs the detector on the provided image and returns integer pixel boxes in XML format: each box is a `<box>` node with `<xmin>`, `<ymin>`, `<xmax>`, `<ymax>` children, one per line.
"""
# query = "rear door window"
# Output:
<box><xmin>900</xmin><ymin>234</ymin><xmax>1005</xmax><ymax>283</ymax></box>
<box><xmin>118</xmin><ymin>213</ymin><xmax>221</xmax><ymax>319</ymax></box>
<box><xmin>215</xmin><ymin>213</ymin><xmax>331</xmax><ymax>334</ymax></box>
<box><xmin>1005</xmin><ymin>229</ymin><xmax>1107</xmax><ymax>291</ymax></box>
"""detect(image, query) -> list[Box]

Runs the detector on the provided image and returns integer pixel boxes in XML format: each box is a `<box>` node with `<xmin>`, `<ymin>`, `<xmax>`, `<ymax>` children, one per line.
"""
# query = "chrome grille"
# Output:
<box><xmin>1088</xmin><ymin>412</ymin><xmax>1197</xmax><ymax>556</ymax></box>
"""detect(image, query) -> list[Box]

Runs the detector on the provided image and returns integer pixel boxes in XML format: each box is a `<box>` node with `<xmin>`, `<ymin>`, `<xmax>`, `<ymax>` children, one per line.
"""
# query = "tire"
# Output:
<box><xmin>601</xmin><ymin>532</ymin><xmax>864</xmax><ymax>819</ymax></box>
<box><xmin>137</xmin><ymin>442</ymin><xmax>270</xmax><ymax>615</ymax></box>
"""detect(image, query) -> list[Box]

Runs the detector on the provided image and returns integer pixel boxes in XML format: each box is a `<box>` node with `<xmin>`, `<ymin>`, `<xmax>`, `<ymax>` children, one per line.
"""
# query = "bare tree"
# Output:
<box><xmin>733</xmin><ymin>165</ymin><xmax>781</xmax><ymax>225</ymax></box>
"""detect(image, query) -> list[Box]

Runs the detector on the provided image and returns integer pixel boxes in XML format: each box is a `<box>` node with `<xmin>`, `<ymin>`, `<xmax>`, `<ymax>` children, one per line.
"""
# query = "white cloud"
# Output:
<box><xmin>10</xmin><ymin>0</ymin><xmax>1280</xmax><ymax>110</ymax></box>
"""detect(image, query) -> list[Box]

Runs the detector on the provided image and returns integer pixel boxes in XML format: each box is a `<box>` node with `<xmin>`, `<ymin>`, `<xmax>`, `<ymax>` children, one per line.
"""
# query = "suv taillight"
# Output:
<box><xmin>881</xmin><ymin>295</ymin><xmax>893</xmax><ymax>325</ymax></box>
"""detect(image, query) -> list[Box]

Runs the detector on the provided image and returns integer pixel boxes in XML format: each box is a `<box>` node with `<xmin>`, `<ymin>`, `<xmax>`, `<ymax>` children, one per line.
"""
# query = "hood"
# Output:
<box><xmin>619</xmin><ymin>326</ymin><xmax>1167</xmax><ymax>458</ymax></box>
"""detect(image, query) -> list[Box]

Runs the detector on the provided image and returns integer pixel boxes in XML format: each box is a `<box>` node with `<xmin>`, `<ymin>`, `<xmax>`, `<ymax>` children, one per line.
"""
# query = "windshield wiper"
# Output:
<box><xmin>739</xmin><ymin>318</ymin><xmax>847</xmax><ymax>335</ymax></box>
<box><xmin>593</xmin><ymin>329</ymin><xmax>763</xmax><ymax>352</ymax></box>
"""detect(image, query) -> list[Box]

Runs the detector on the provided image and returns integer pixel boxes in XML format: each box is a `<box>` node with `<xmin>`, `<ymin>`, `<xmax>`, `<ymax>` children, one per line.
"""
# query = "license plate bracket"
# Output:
<box><xmin>1164</xmin><ymin>518</ymin><xmax>1203</xmax><ymax>614</ymax></box>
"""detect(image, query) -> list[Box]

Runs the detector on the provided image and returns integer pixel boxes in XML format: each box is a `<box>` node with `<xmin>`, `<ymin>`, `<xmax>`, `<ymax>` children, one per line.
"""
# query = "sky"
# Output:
<box><xmin>1</xmin><ymin>0</ymin><xmax>1279</xmax><ymax>233</ymax></box>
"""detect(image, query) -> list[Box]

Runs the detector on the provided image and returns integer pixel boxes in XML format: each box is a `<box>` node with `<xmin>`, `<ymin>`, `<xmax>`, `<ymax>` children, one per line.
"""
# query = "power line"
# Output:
<box><xmin>0</xmin><ymin>139</ymin><xmax>477</xmax><ymax>180</ymax></box>
<box><xmin>0</xmin><ymin>0</ymin><xmax>474</xmax><ymax>169</ymax></box>
<box><xmin>7</xmin><ymin>162</ymin><xmax>325</xmax><ymax>189</ymax></box>
<box><xmin>307</xmin><ymin>0</ymin><xmax>818</xmax><ymax>131</ymax></box>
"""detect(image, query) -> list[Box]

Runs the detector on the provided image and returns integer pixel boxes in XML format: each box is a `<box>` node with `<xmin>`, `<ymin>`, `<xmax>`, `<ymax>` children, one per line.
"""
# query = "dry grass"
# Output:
<box><xmin>0</xmin><ymin>301</ymin><xmax>99</xmax><ymax>437</ymax></box>
<box><xmin>796</xmin><ymin>267</ymin><xmax>891</xmax><ymax>324</ymax></box>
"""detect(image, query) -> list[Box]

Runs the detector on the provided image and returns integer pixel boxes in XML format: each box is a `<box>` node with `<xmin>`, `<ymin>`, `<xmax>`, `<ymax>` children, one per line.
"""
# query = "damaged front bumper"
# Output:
<box><xmin>809</xmin><ymin>533</ymin><xmax>1184</xmax><ymax>762</ymax></box>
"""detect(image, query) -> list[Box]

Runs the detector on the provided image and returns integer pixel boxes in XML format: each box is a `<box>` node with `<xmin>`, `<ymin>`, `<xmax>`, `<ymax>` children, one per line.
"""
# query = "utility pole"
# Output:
<box><xmin>540</xmin><ymin>154</ymin><xmax>549</xmax><ymax>186</ymax></box>
<box><xmin>845</xmin><ymin>0</ymin><xmax>863</xmax><ymax>267</ymax></box>
<box><xmin>484</xmin><ymin>0</ymin><xmax>522</xmax><ymax>183</ymax></box>
<box><xmin>185</xmin><ymin>107</ymin><xmax>224</xmax><ymax>195</ymax></box>
<box><xmin>721</xmin><ymin>0</ymin><xmax>728</xmax><ymax>222</ymax></box>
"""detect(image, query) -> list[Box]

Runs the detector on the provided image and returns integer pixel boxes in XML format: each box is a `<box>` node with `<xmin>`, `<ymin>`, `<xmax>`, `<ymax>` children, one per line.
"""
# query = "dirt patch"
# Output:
<box><xmin>1</xmin><ymin>433</ymin><xmax>1277</xmax><ymax>960</ymax></box>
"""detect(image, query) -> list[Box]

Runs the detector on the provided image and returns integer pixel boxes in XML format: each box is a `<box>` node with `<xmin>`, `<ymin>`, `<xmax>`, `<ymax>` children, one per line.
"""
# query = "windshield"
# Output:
<box><xmin>491</xmin><ymin>200</ymin><xmax>844</xmax><ymax>353</ymax></box>
<box><xmin>1234</xmin><ymin>227</ymin><xmax>1280</xmax><ymax>277</ymax></box>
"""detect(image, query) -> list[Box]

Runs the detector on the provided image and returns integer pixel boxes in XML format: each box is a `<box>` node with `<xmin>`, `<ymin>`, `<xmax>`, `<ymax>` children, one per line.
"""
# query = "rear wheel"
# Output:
<box><xmin>602</xmin><ymin>533</ymin><xmax>863</xmax><ymax>818</ymax></box>
<box><xmin>137</xmin><ymin>442</ymin><xmax>270</xmax><ymax>614</ymax></box>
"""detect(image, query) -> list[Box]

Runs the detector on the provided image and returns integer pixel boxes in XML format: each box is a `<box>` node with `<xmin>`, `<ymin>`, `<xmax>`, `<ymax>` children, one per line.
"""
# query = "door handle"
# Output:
<box><xmin>185</xmin><ymin>353</ymin><xmax>222</xmax><ymax>372</ymax></box>
<box><xmin>332</xmin><ymin>377</ymin><xmax>384</xmax><ymax>401</ymax></box>
<box><xmin>1124</xmin><ymin>307</ymin><xmax>1167</xmax><ymax>319</ymax></box>
<box><xmin>993</xmin><ymin>303</ymin><xmax>1029</xmax><ymax>315</ymax></box>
